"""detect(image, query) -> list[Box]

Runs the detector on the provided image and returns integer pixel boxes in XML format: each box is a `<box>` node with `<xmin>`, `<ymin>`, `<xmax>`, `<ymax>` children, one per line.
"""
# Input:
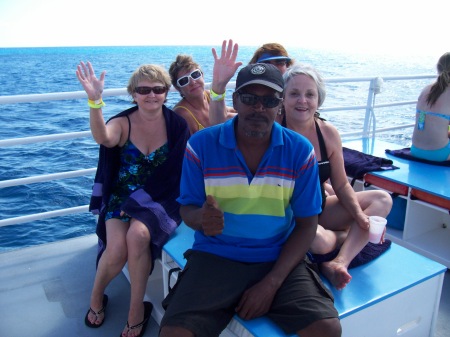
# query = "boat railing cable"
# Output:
<box><xmin>0</xmin><ymin>75</ymin><xmax>435</xmax><ymax>229</ymax></box>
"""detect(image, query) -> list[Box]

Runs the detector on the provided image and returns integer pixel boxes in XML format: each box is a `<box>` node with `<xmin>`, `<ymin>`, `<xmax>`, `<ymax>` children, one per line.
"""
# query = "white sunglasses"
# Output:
<box><xmin>177</xmin><ymin>69</ymin><xmax>202</xmax><ymax>87</ymax></box>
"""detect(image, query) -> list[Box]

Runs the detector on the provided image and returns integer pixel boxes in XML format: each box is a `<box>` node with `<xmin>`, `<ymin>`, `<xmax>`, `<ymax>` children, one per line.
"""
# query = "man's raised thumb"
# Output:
<box><xmin>206</xmin><ymin>195</ymin><xmax>217</xmax><ymax>208</ymax></box>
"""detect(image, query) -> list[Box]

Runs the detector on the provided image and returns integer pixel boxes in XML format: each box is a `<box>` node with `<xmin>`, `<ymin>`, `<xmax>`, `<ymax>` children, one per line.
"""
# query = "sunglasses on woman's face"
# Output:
<box><xmin>237</xmin><ymin>92</ymin><xmax>282</xmax><ymax>108</ymax></box>
<box><xmin>177</xmin><ymin>69</ymin><xmax>202</xmax><ymax>87</ymax></box>
<box><xmin>262</xmin><ymin>60</ymin><xmax>288</xmax><ymax>66</ymax></box>
<box><xmin>134</xmin><ymin>86</ymin><xmax>167</xmax><ymax>95</ymax></box>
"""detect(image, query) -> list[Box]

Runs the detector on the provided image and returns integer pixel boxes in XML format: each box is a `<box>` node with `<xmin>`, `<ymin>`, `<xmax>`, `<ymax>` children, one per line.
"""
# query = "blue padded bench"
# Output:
<box><xmin>343</xmin><ymin>138</ymin><xmax>450</xmax><ymax>268</ymax></box>
<box><xmin>161</xmin><ymin>223</ymin><xmax>446</xmax><ymax>337</ymax></box>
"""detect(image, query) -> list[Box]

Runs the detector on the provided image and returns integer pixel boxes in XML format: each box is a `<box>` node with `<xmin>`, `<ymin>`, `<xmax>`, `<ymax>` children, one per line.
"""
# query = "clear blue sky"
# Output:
<box><xmin>0</xmin><ymin>0</ymin><xmax>446</xmax><ymax>57</ymax></box>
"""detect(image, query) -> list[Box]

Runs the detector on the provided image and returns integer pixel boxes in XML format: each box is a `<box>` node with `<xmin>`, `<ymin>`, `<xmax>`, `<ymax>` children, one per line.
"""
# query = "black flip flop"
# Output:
<box><xmin>120</xmin><ymin>301</ymin><xmax>153</xmax><ymax>337</ymax></box>
<box><xmin>85</xmin><ymin>294</ymin><xmax>109</xmax><ymax>328</ymax></box>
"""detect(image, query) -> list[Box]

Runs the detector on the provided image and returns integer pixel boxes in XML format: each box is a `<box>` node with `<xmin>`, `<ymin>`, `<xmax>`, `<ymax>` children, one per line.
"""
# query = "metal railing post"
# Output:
<box><xmin>363</xmin><ymin>77</ymin><xmax>383</xmax><ymax>137</ymax></box>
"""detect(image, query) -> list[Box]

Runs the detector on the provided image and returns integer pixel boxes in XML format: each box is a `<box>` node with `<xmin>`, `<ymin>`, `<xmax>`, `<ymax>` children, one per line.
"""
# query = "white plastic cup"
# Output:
<box><xmin>368</xmin><ymin>216</ymin><xmax>387</xmax><ymax>244</ymax></box>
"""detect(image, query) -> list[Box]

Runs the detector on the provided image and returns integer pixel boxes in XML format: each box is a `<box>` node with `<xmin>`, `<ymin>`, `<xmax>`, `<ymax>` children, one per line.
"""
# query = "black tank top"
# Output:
<box><xmin>315</xmin><ymin>120</ymin><xmax>331</xmax><ymax>183</ymax></box>
<box><xmin>282</xmin><ymin>115</ymin><xmax>331</xmax><ymax>210</ymax></box>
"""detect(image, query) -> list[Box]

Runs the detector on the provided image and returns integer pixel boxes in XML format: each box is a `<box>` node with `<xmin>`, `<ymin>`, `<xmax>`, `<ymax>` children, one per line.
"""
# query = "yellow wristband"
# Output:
<box><xmin>210</xmin><ymin>89</ymin><xmax>225</xmax><ymax>101</ymax></box>
<box><xmin>88</xmin><ymin>98</ymin><xmax>106</xmax><ymax>109</ymax></box>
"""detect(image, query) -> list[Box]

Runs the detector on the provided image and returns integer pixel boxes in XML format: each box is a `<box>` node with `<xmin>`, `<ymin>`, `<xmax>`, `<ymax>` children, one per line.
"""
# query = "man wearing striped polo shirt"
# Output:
<box><xmin>160</xmin><ymin>63</ymin><xmax>341</xmax><ymax>337</ymax></box>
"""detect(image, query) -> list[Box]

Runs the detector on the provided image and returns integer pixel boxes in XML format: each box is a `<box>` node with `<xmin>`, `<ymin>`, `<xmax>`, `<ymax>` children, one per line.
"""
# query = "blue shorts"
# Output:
<box><xmin>411</xmin><ymin>141</ymin><xmax>450</xmax><ymax>162</ymax></box>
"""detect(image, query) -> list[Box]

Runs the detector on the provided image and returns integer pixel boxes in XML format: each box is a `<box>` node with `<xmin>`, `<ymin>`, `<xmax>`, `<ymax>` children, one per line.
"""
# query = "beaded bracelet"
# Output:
<box><xmin>210</xmin><ymin>89</ymin><xmax>226</xmax><ymax>102</ymax></box>
<box><xmin>87</xmin><ymin>98</ymin><xmax>106</xmax><ymax>109</ymax></box>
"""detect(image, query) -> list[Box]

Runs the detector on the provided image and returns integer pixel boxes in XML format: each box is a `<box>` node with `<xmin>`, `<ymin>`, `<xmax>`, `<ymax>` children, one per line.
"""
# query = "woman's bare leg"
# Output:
<box><xmin>121</xmin><ymin>218</ymin><xmax>152</xmax><ymax>337</ymax></box>
<box><xmin>87</xmin><ymin>219</ymin><xmax>128</xmax><ymax>325</ymax></box>
<box><xmin>316</xmin><ymin>190</ymin><xmax>392</xmax><ymax>289</ymax></box>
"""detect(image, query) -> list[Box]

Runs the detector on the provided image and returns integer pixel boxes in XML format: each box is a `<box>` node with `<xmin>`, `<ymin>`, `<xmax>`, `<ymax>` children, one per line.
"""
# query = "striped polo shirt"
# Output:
<box><xmin>177</xmin><ymin>117</ymin><xmax>321</xmax><ymax>263</ymax></box>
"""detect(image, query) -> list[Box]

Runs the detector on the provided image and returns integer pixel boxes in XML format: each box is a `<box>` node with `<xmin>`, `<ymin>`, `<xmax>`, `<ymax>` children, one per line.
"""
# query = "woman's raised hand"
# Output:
<box><xmin>76</xmin><ymin>61</ymin><xmax>106</xmax><ymax>101</ymax></box>
<box><xmin>211</xmin><ymin>39</ymin><xmax>242</xmax><ymax>91</ymax></box>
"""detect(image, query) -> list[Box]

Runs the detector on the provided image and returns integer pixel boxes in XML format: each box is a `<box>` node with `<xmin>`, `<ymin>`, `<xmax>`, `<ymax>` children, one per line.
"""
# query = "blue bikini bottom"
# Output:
<box><xmin>411</xmin><ymin>140</ymin><xmax>450</xmax><ymax>162</ymax></box>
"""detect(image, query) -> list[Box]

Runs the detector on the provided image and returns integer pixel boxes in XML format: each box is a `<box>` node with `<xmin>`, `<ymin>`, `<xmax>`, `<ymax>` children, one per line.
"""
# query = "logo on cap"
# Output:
<box><xmin>250</xmin><ymin>64</ymin><xmax>266</xmax><ymax>75</ymax></box>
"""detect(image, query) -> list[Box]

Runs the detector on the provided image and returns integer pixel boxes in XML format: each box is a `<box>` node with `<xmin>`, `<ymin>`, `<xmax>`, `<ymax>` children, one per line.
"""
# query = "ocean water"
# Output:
<box><xmin>0</xmin><ymin>45</ymin><xmax>437</xmax><ymax>252</ymax></box>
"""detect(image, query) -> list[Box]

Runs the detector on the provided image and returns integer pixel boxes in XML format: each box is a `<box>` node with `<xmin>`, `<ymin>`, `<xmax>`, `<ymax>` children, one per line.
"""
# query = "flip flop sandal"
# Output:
<box><xmin>120</xmin><ymin>301</ymin><xmax>153</xmax><ymax>337</ymax></box>
<box><xmin>85</xmin><ymin>294</ymin><xmax>109</xmax><ymax>328</ymax></box>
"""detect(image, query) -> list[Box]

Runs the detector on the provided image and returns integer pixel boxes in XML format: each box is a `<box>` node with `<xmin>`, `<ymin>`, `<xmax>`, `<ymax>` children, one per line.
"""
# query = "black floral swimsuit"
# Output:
<box><xmin>105</xmin><ymin>115</ymin><xmax>168</xmax><ymax>222</ymax></box>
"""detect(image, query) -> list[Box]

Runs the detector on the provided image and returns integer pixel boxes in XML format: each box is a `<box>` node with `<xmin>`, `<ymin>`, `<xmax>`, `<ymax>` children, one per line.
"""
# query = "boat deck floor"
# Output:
<box><xmin>0</xmin><ymin>234</ymin><xmax>449</xmax><ymax>337</ymax></box>
<box><xmin>0</xmin><ymin>234</ymin><xmax>159</xmax><ymax>337</ymax></box>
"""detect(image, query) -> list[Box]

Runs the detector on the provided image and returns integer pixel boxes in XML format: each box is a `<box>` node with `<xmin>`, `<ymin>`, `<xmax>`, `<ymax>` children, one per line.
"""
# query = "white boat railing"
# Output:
<box><xmin>0</xmin><ymin>75</ymin><xmax>435</xmax><ymax>228</ymax></box>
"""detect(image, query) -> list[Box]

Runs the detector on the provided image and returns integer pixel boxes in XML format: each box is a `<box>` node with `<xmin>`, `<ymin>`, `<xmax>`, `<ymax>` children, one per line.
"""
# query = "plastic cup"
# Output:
<box><xmin>368</xmin><ymin>216</ymin><xmax>387</xmax><ymax>244</ymax></box>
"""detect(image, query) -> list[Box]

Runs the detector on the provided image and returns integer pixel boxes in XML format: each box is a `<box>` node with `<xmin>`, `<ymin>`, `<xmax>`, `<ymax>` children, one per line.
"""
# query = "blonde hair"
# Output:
<box><xmin>127</xmin><ymin>64</ymin><xmax>171</xmax><ymax>103</ymax></box>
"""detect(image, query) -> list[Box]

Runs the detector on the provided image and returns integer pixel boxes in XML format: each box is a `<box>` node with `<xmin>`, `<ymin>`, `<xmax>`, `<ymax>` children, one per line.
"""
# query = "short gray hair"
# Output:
<box><xmin>283</xmin><ymin>64</ymin><xmax>326</xmax><ymax>107</ymax></box>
